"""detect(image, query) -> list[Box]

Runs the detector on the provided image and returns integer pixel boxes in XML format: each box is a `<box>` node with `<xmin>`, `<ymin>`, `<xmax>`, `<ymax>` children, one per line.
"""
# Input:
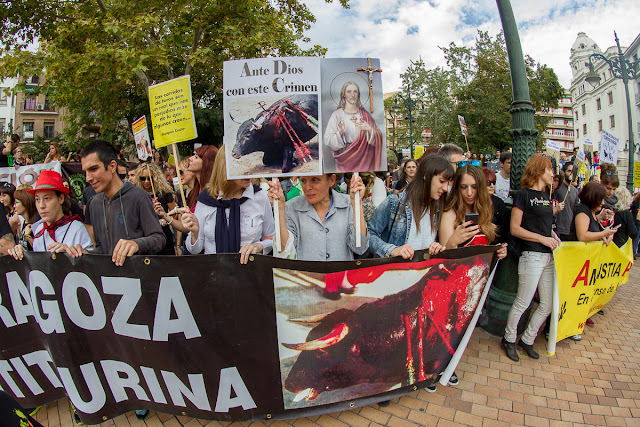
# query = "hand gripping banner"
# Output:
<box><xmin>0</xmin><ymin>246</ymin><xmax>498</xmax><ymax>423</ymax></box>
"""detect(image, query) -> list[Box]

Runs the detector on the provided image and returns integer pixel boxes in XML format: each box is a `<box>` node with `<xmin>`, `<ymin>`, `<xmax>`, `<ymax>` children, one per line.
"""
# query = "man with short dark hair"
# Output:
<box><xmin>437</xmin><ymin>143</ymin><xmax>465</xmax><ymax>171</ymax></box>
<box><xmin>71</xmin><ymin>140</ymin><xmax>165</xmax><ymax>266</ymax></box>
<box><xmin>495</xmin><ymin>152</ymin><xmax>512</xmax><ymax>203</ymax></box>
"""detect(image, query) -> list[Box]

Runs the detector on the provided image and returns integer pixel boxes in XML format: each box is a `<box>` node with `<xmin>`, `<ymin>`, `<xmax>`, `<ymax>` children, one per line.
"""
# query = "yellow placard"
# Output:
<box><xmin>148</xmin><ymin>75</ymin><xmax>198</xmax><ymax>148</ymax></box>
<box><xmin>414</xmin><ymin>146</ymin><xmax>424</xmax><ymax>159</ymax></box>
<box><xmin>553</xmin><ymin>241</ymin><xmax>633</xmax><ymax>342</ymax></box>
<box><xmin>167</xmin><ymin>154</ymin><xmax>175</xmax><ymax>166</ymax></box>
<box><xmin>634</xmin><ymin>161</ymin><xmax>640</xmax><ymax>188</ymax></box>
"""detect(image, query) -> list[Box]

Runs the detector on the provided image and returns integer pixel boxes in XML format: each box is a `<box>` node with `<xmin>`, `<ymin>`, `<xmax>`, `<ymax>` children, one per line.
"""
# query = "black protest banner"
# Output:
<box><xmin>0</xmin><ymin>246</ymin><xmax>497</xmax><ymax>424</ymax></box>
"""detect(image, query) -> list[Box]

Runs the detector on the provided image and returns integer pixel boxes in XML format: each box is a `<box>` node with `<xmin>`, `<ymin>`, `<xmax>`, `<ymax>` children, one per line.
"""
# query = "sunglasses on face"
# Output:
<box><xmin>118</xmin><ymin>173</ymin><xmax>127</xmax><ymax>180</ymax></box>
<box><xmin>457</xmin><ymin>160</ymin><xmax>481</xmax><ymax>167</ymax></box>
<box><xmin>0</xmin><ymin>182</ymin><xmax>12</xmax><ymax>188</ymax></box>
<box><xmin>139</xmin><ymin>176</ymin><xmax>152</xmax><ymax>182</ymax></box>
<box><xmin>487</xmin><ymin>180</ymin><xmax>496</xmax><ymax>185</ymax></box>
<box><xmin>603</xmin><ymin>170</ymin><xmax>618</xmax><ymax>176</ymax></box>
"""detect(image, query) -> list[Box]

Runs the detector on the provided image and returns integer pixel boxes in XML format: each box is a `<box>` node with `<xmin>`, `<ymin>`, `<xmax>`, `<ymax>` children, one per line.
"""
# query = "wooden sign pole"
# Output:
<box><xmin>171</xmin><ymin>143</ymin><xmax>187</xmax><ymax>208</ymax></box>
<box><xmin>146</xmin><ymin>163</ymin><xmax>157</xmax><ymax>199</ymax></box>
<box><xmin>272</xmin><ymin>177</ymin><xmax>282</xmax><ymax>252</ymax></box>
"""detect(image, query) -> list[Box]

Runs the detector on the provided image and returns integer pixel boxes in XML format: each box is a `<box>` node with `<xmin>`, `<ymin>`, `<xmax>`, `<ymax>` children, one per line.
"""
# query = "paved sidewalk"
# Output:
<box><xmin>35</xmin><ymin>265</ymin><xmax>640</xmax><ymax>427</ymax></box>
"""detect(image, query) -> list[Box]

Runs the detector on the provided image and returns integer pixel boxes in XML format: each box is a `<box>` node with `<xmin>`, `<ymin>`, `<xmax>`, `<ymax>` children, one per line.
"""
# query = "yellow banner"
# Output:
<box><xmin>148</xmin><ymin>75</ymin><xmax>198</xmax><ymax>148</ymax></box>
<box><xmin>634</xmin><ymin>161</ymin><xmax>640</xmax><ymax>188</ymax></box>
<box><xmin>553</xmin><ymin>241</ymin><xmax>633</xmax><ymax>342</ymax></box>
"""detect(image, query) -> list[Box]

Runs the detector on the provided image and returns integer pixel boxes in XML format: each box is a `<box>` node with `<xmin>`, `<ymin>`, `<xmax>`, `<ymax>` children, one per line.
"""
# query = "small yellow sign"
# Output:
<box><xmin>148</xmin><ymin>75</ymin><xmax>198</xmax><ymax>148</ymax></box>
<box><xmin>414</xmin><ymin>146</ymin><xmax>424</xmax><ymax>159</ymax></box>
<box><xmin>634</xmin><ymin>161</ymin><xmax>640</xmax><ymax>189</ymax></box>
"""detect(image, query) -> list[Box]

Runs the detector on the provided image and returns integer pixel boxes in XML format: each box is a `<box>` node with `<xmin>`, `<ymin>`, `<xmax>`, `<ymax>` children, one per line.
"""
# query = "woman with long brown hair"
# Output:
<box><xmin>44</xmin><ymin>141</ymin><xmax>62</xmax><ymax>163</ymax></box>
<box><xmin>9</xmin><ymin>189</ymin><xmax>37</xmax><ymax>251</ymax></box>
<box><xmin>187</xmin><ymin>145</ymin><xmax>218</xmax><ymax>210</ymax></box>
<box><xmin>503</xmin><ymin>155</ymin><xmax>561</xmax><ymax>363</ymax></box>
<box><xmin>438</xmin><ymin>165</ymin><xmax>506</xmax><ymax>253</ymax></box>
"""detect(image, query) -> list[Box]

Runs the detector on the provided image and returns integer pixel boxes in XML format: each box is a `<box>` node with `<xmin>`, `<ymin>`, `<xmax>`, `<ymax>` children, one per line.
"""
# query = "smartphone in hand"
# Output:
<box><xmin>464</xmin><ymin>212</ymin><xmax>479</xmax><ymax>226</ymax></box>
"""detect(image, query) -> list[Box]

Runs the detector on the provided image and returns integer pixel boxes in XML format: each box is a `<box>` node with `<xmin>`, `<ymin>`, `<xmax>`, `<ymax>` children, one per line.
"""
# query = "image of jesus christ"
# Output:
<box><xmin>324</xmin><ymin>82</ymin><xmax>383</xmax><ymax>172</ymax></box>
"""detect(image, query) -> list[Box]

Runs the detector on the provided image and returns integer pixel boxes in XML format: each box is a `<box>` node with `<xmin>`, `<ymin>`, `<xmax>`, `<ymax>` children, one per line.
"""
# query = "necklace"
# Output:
<box><xmin>345</xmin><ymin>110</ymin><xmax>359</xmax><ymax>123</ymax></box>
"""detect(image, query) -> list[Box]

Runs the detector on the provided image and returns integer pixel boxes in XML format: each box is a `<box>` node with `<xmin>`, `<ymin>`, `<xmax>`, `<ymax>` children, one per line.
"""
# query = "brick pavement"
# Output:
<box><xmin>34</xmin><ymin>264</ymin><xmax>640</xmax><ymax>427</ymax></box>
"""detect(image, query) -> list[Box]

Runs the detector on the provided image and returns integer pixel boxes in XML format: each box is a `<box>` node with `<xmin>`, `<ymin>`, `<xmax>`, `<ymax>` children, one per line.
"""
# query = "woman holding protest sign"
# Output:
<box><xmin>268</xmin><ymin>170</ymin><xmax>368</xmax><ymax>261</ymax></box>
<box><xmin>181</xmin><ymin>145</ymin><xmax>274</xmax><ymax>262</ymax></box>
<box><xmin>503</xmin><ymin>155</ymin><xmax>561</xmax><ymax>363</ymax></box>
<box><xmin>135</xmin><ymin>162</ymin><xmax>177</xmax><ymax>255</ymax></box>
<box><xmin>7</xmin><ymin>170</ymin><xmax>92</xmax><ymax>259</ymax></box>
<box><xmin>439</xmin><ymin>164</ymin><xmax>506</xmax><ymax>258</ymax></box>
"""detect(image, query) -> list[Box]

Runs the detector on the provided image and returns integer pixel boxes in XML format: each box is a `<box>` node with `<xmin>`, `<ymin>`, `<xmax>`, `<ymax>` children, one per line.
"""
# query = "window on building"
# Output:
<box><xmin>575</xmin><ymin>111</ymin><xmax>579</xmax><ymax>120</ymax></box>
<box><xmin>24</xmin><ymin>96</ymin><xmax>36</xmax><ymax>110</ymax></box>
<box><xmin>567</xmin><ymin>130</ymin><xmax>574</xmax><ymax>137</ymax></box>
<box><xmin>43</xmin><ymin>122</ymin><xmax>55</xmax><ymax>138</ymax></box>
<box><xmin>0</xmin><ymin>88</ymin><xmax>6</xmax><ymax>107</ymax></box>
<box><xmin>610</xmin><ymin>115</ymin><xmax>615</xmax><ymax>128</ymax></box>
<box><xmin>598</xmin><ymin>120</ymin><xmax>602</xmax><ymax>132</ymax></box>
<box><xmin>0</xmin><ymin>119</ymin><xmax>5</xmax><ymax>132</ymax></box>
<box><xmin>44</xmin><ymin>95</ymin><xmax>53</xmax><ymax>111</ymax></box>
<box><xmin>596</xmin><ymin>98</ymin><xmax>601</xmax><ymax>110</ymax></box>
<box><xmin>23</xmin><ymin>122</ymin><xmax>34</xmax><ymax>139</ymax></box>
<box><xmin>581</xmin><ymin>104</ymin><xmax>586</xmax><ymax>115</ymax></box>
<box><xmin>583</xmin><ymin>123</ymin><xmax>587</xmax><ymax>135</ymax></box>
<box><xmin>608</xmin><ymin>91</ymin><xmax>613</xmax><ymax>105</ymax></box>
<box><xmin>576</xmin><ymin>129</ymin><xmax>580</xmax><ymax>139</ymax></box>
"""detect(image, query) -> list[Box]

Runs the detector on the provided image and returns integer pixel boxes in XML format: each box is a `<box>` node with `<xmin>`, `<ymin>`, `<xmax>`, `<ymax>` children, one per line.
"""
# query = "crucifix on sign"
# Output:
<box><xmin>357</xmin><ymin>58</ymin><xmax>382</xmax><ymax>113</ymax></box>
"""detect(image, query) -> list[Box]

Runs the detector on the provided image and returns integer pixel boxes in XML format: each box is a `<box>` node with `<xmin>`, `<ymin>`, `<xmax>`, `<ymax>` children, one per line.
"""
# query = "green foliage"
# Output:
<box><xmin>394</xmin><ymin>31</ymin><xmax>564</xmax><ymax>154</ymax></box>
<box><xmin>0</xmin><ymin>0</ymin><xmax>347</xmax><ymax>148</ymax></box>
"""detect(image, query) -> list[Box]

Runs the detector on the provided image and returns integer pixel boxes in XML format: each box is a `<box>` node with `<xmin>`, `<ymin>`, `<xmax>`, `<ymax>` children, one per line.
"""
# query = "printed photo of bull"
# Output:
<box><xmin>225</xmin><ymin>94</ymin><xmax>322</xmax><ymax>179</ymax></box>
<box><xmin>273</xmin><ymin>253</ymin><xmax>494</xmax><ymax>409</ymax></box>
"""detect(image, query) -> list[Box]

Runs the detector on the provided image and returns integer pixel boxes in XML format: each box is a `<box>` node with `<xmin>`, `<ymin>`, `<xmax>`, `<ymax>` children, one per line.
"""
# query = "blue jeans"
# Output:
<box><xmin>504</xmin><ymin>251</ymin><xmax>555</xmax><ymax>345</ymax></box>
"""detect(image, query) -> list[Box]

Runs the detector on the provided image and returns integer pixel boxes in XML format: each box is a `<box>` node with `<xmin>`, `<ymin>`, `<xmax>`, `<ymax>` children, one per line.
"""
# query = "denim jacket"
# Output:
<box><xmin>367</xmin><ymin>191</ymin><xmax>413</xmax><ymax>257</ymax></box>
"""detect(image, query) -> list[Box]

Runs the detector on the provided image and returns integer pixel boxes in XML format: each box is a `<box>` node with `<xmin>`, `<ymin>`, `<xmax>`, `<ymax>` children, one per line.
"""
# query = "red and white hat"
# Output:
<box><xmin>27</xmin><ymin>170</ymin><xmax>69</xmax><ymax>195</ymax></box>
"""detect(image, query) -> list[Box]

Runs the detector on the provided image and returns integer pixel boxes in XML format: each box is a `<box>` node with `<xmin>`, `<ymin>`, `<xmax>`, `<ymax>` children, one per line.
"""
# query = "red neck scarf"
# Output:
<box><xmin>33</xmin><ymin>215</ymin><xmax>82</xmax><ymax>242</ymax></box>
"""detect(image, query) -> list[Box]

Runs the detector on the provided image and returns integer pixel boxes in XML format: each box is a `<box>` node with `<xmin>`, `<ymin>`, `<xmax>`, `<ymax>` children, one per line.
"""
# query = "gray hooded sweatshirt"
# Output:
<box><xmin>87</xmin><ymin>181</ymin><xmax>166</xmax><ymax>255</ymax></box>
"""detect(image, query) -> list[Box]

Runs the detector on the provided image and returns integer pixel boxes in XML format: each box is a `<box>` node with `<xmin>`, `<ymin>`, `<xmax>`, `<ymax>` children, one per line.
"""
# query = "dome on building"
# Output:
<box><xmin>571</xmin><ymin>32</ymin><xmax>600</xmax><ymax>55</ymax></box>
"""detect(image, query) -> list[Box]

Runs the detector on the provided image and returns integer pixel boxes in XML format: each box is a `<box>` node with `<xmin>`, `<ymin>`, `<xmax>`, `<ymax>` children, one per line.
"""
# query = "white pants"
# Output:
<box><xmin>504</xmin><ymin>251</ymin><xmax>555</xmax><ymax>345</ymax></box>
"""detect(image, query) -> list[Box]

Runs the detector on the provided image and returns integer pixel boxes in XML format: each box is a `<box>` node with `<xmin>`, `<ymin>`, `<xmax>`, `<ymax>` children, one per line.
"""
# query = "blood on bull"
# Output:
<box><xmin>281</xmin><ymin>259</ymin><xmax>489</xmax><ymax>403</ymax></box>
<box><xmin>231</xmin><ymin>95</ymin><xmax>318</xmax><ymax>173</ymax></box>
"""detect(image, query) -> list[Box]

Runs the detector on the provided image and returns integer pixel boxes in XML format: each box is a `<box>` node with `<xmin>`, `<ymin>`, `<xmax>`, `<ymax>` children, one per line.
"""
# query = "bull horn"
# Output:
<box><xmin>289</xmin><ymin>313</ymin><xmax>329</xmax><ymax>324</ymax></box>
<box><xmin>283</xmin><ymin>323</ymin><xmax>349</xmax><ymax>351</ymax></box>
<box><xmin>293</xmin><ymin>387</ymin><xmax>317</xmax><ymax>402</ymax></box>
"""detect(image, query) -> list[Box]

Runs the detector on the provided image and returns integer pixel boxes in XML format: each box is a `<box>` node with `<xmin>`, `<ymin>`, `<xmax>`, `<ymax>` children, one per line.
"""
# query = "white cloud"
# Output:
<box><xmin>303</xmin><ymin>0</ymin><xmax>640</xmax><ymax>93</ymax></box>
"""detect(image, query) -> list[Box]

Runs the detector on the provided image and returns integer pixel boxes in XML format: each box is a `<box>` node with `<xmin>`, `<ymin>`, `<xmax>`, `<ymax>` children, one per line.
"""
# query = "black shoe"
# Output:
<box><xmin>502</xmin><ymin>338</ymin><xmax>519</xmax><ymax>362</ymax></box>
<box><xmin>518</xmin><ymin>339</ymin><xmax>539</xmax><ymax>359</ymax></box>
<box><xmin>135</xmin><ymin>410</ymin><xmax>149</xmax><ymax>420</ymax></box>
<box><xmin>598</xmin><ymin>309</ymin><xmax>605</xmax><ymax>315</ymax></box>
<box><xmin>448</xmin><ymin>372</ymin><xmax>459</xmax><ymax>386</ymax></box>
<box><xmin>425</xmin><ymin>384</ymin><xmax>437</xmax><ymax>393</ymax></box>
<box><xmin>378</xmin><ymin>400</ymin><xmax>390</xmax><ymax>407</ymax></box>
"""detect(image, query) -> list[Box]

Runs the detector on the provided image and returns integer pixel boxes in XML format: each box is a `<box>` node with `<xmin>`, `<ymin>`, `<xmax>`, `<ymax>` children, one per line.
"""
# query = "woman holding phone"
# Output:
<box><xmin>568</xmin><ymin>182</ymin><xmax>619</xmax><ymax>244</ymax></box>
<box><xmin>439</xmin><ymin>164</ymin><xmax>507</xmax><ymax>257</ymax></box>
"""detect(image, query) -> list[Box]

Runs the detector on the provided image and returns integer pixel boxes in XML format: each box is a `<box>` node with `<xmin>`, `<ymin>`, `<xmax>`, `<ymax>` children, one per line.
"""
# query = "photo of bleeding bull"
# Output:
<box><xmin>273</xmin><ymin>253</ymin><xmax>495</xmax><ymax>409</ymax></box>
<box><xmin>225</xmin><ymin>94</ymin><xmax>322</xmax><ymax>178</ymax></box>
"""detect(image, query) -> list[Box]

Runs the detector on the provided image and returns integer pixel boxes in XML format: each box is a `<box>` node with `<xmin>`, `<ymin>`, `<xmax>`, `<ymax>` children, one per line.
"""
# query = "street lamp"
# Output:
<box><xmin>585</xmin><ymin>31</ymin><xmax>640</xmax><ymax>192</ymax></box>
<box><xmin>392</xmin><ymin>90</ymin><xmax>426</xmax><ymax>158</ymax></box>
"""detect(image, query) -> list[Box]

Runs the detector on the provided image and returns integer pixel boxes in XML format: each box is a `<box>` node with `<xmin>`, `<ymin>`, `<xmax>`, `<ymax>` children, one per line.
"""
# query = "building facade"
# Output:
<box><xmin>540</xmin><ymin>90</ymin><xmax>574</xmax><ymax>155</ymax></box>
<box><xmin>626</xmin><ymin>33</ymin><xmax>640</xmax><ymax>159</ymax></box>
<box><xmin>0</xmin><ymin>77</ymin><xmax>18</xmax><ymax>136</ymax></box>
<box><xmin>13</xmin><ymin>74</ymin><xmax>66</xmax><ymax>142</ymax></box>
<box><xmin>570</xmin><ymin>32</ymin><xmax>638</xmax><ymax>179</ymax></box>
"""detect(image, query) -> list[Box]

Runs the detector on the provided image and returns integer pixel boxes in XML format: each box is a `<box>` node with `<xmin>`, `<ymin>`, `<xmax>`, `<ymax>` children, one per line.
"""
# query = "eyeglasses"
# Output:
<box><xmin>457</xmin><ymin>160</ymin><xmax>481</xmax><ymax>167</ymax></box>
<box><xmin>603</xmin><ymin>170</ymin><xmax>618</xmax><ymax>176</ymax></box>
<box><xmin>118</xmin><ymin>173</ymin><xmax>127</xmax><ymax>180</ymax></box>
<box><xmin>139</xmin><ymin>176</ymin><xmax>152</xmax><ymax>182</ymax></box>
<box><xmin>487</xmin><ymin>180</ymin><xmax>496</xmax><ymax>185</ymax></box>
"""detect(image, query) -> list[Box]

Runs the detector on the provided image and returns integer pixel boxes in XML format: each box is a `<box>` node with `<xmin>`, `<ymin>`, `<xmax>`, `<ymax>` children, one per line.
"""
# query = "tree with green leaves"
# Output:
<box><xmin>0</xmin><ymin>0</ymin><xmax>347</xmax><ymax>150</ymax></box>
<box><xmin>396</xmin><ymin>31</ymin><xmax>564</xmax><ymax>154</ymax></box>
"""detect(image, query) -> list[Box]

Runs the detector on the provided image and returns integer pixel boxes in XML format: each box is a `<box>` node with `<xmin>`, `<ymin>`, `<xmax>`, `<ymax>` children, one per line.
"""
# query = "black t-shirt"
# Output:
<box><xmin>568</xmin><ymin>203</ymin><xmax>602</xmax><ymax>241</ymax></box>
<box><xmin>394</xmin><ymin>178</ymin><xmax>408</xmax><ymax>192</ymax></box>
<box><xmin>631</xmin><ymin>199</ymin><xmax>639</xmax><ymax>224</ymax></box>
<box><xmin>613</xmin><ymin>209</ymin><xmax>638</xmax><ymax>248</ymax></box>
<box><xmin>0</xmin><ymin>154</ymin><xmax>9</xmax><ymax>167</ymax></box>
<box><xmin>491</xmin><ymin>194</ymin><xmax>509</xmax><ymax>244</ymax></box>
<box><xmin>153</xmin><ymin>192</ymin><xmax>175</xmax><ymax>255</ymax></box>
<box><xmin>513</xmin><ymin>188</ymin><xmax>553</xmax><ymax>253</ymax></box>
<box><xmin>0</xmin><ymin>204</ymin><xmax>11</xmax><ymax>237</ymax></box>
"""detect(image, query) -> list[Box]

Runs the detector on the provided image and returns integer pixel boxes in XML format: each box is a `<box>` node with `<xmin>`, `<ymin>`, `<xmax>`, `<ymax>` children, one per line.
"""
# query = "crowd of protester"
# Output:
<box><xmin>1</xmin><ymin>136</ymin><xmax>638</xmax><ymax>420</ymax></box>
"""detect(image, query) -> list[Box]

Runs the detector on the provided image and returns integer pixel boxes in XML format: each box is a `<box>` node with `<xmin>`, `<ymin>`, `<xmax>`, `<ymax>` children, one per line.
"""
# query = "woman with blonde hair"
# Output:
<box><xmin>44</xmin><ymin>142</ymin><xmax>62</xmax><ymax>163</ymax></box>
<box><xmin>135</xmin><ymin>162</ymin><xmax>177</xmax><ymax>254</ymax></box>
<box><xmin>180</xmin><ymin>145</ymin><xmax>274</xmax><ymax>262</ymax></box>
<box><xmin>612</xmin><ymin>185</ymin><xmax>638</xmax><ymax>248</ymax></box>
<box><xmin>439</xmin><ymin>165</ymin><xmax>506</xmax><ymax>254</ymax></box>
<box><xmin>503</xmin><ymin>154</ymin><xmax>561</xmax><ymax>362</ymax></box>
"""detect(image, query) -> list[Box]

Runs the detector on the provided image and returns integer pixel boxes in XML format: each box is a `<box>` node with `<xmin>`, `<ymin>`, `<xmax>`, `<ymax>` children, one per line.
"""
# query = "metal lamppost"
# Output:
<box><xmin>584</xmin><ymin>32</ymin><xmax>640</xmax><ymax>192</ymax></box>
<box><xmin>392</xmin><ymin>91</ymin><xmax>425</xmax><ymax>158</ymax></box>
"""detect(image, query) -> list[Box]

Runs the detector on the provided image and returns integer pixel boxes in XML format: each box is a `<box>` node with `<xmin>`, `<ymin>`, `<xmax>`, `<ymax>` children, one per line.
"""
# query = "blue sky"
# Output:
<box><xmin>302</xmin><ymin>0</ymin><xmax>640</xmax><ymax>93</ymax></box>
